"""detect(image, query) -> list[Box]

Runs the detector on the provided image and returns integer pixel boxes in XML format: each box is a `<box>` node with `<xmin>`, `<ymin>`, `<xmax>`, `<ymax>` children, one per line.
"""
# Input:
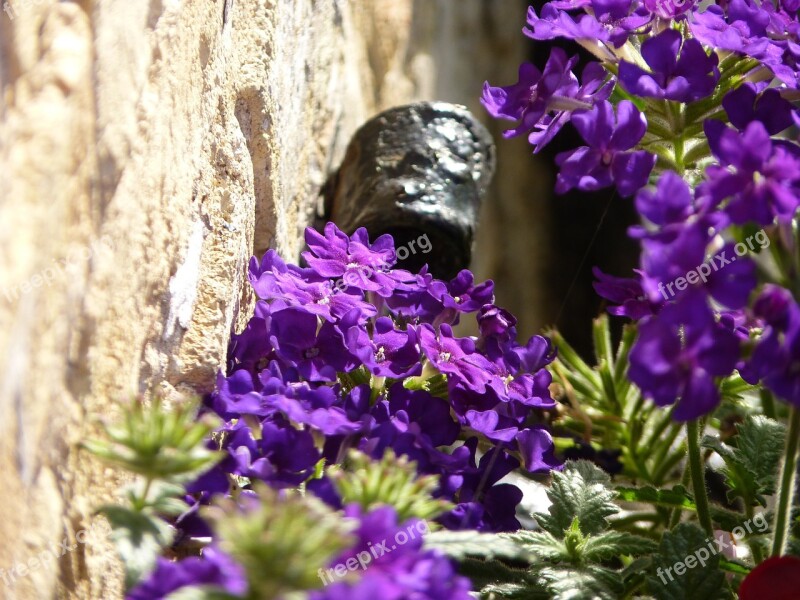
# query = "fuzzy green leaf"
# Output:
<box><xmin>459</xmin><ymin>559</ymin><xmax>534</xmax><ymax>597</ymax></box>
<box><xmin>481</xmin><ymin>580</ymin><xmax>547</xmax><ymax>599</ymax></box>
<box><xmin>581</xmin><ymin>530</ymin><xmax>657</xmax><ymax>561</ymax></box>
<box><xmin>535</xmin><ymin>461</ymin><xmax>618</xmax><ymax>536</ymax></box>
<box><xmin>424</xmin><ymin>530</ymin><xmax>531</xmax><ymax>562</ymax></box>
<box><xmin>616</xmin><ymin>485</ymin><xmax>695</xmax><ymax>510</ymax></box>
<box><xmin>98</xmin><ymin>505</ymin><xmax>175</xmax><ymax>591</ymax></box>
<box><xmin>504</xmin><ymin>530</ymin><xmax>566</xmax><ymax>561</ymax></box>
<box><xmin>646</xmin><ymin>523</ymin><xmax>733</xmax><ymax>600</ymax></box>
<box><xmin>536</xmin><ymin>564</ymin><xmax>625</xmax><ymax>600</ymax></box>
<box><xmin>735</xmin><ymin>415</ymin><xmax>785</xmax><ymax>493</ymax></box>
<box><xmin>702</xmin><ymin>415</ymin><xmax>785</xmax><ymax>506</ymax></box>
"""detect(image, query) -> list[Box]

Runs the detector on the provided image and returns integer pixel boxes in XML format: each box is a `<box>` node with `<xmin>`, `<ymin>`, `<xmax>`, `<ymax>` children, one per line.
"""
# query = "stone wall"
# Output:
<box><xmin>0</xmin><ymin>1</ymin><xmax>541</xmax><ymax>597</ymax></box>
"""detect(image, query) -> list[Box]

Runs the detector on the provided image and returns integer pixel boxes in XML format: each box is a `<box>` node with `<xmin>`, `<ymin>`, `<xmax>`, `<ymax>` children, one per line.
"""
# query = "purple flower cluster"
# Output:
<box><xmin>197</xmin><ymin>224</ymin><xmax>558</xmax><ymax>528</ymax></box>
<box><xmin>485</xmin><ymin>3</ymin><xmax>800</xmax><ymax>420</ymax></box>
<box><xmin>310</xmin><ymin>506</ymin><xmax>473</xmax><ymax>600</ymax></box>
<box><xmin>130</xmin><ymin>224</ymin><xmax>560</xmax><ymax>598</ymax></box>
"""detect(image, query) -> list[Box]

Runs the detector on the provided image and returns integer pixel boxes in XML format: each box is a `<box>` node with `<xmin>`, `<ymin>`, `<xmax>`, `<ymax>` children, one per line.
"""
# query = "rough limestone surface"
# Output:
<box><xmin>0</xmin><ymin>0</ymin><xmax>537</xmax><ymax>597</ymax></box>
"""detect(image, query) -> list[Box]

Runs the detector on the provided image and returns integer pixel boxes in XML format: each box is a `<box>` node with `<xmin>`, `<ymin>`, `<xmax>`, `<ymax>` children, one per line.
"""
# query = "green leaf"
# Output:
<box><xmin>734</xmin><ymin>415</ymin><xmax>785</xmax><ymax>493</ymax></box>
<box><xmin>702</xmin><ymin>415</ymin><xmax>785</xmax><ymax>506</ymax></box>
<box><xmin>719</xmin><ymin>557</ymin><xmax>751</xmax><ymax>576</ymax></box>
<box><xmin>646</xmin><ymin>523</ymin><xmax>733</xmax><ymax>600</ymax></box>
<box><xmin>581</xmin><ymin>531</ymin><xmax>657</xmax><ymax>561</ymax></box>
<box><xmin>329</xmin><ymin>449</ymin><xmax>451</xmax><ymax>521</ymax></box>
<box><xmin>616</xmin><ymin>485</ymin><xmax>696</xmax><ymax>510</ymax></box>
<box><xmin>98</xmin><ymin>505</ymin><xmax>175</xmax><ymax>591</ymax></box>
<box><xmin>165</xmin><ymin>588</ymin><xmax>238</xmax><ymax>600</ymax></box>
<box><xmin>459</xmin><ymin>559</ymin><xmax>534</xmax><ymax>597</ymax></box>
<box><xmin>205</xmin><ymin>485</ymin><xmax>353</xmax><ymax>599</ymax></box>
<box><xmin>504</xmin><ymin>530</ymin><xmax>566</xmax><ymax>561</ymax></box>
<box><xmin>423</xmin><ymin>530</ymin><xmax>531</xmax><ymax>562</ymax></box>
<box><xmin>719</xmin><ymin>373</ymin><xmax>757</xmax><ymax>401</ymax></box>
<box><xmin>481</xmin><ymin>580</ymin><xmax>547</xmax><ymax>599</ymax></box>
<box><xmin>536</xmin><ymin>564</ymin><xmax>625</xmax><ymax>600</ymax></box>
<box><xmin>84</xmin><ymin>397</ymin><xmax>221</xmax><ymax>483</ymax></box>
<box><xmin>535</xmin><ymin>461</ymin><xmax>618</xmax><ymax>537</ymax></box>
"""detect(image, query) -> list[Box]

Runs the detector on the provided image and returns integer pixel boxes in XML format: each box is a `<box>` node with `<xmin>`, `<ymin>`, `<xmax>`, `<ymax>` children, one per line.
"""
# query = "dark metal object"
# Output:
<box><xmin>325</xmin><ymin>102</ymin><xmax>495</xmax><ymax>280</ymax></box>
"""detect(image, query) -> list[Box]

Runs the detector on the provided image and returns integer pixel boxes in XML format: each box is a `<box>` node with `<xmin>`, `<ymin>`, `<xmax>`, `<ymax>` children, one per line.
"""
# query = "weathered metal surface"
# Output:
<box><xmin>327</xmin><ymin>102</ymin><xmax>495</xmax><ymax>279</ymax></box>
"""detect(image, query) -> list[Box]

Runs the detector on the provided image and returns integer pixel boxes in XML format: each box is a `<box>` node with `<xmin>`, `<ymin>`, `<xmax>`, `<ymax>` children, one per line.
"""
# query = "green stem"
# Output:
<box><xmin>668</xmin><ymin>463</ymin><xmax>692</xmax><ymax>528</ymax></box>
<box><xmin>744</xmin><ymin>503</ymin><xmax>765</xmax><ymax>565</ymax></box>
<box><xmin>687</xmin><ymin>419</ymin><xmax>714</xmax><ymax>536</ymax></box>
<box><xmin>761</xmin><ymin>389</ymin><xmax>777</xmax><ymax>421</ymax></box>
<box><xmin>134</xmin><ymin>476</ymin><xmax>153</xmax><ymax>512</ymax></box>
<box><xmin>772</xmin><ymin>406</ymin><xmax>800</xmax><ymax>556</ymax></box>
<box><xmin>652</xmin><ymin>442</ymin><xmax>687</xmax><ymax>486</ymax></box>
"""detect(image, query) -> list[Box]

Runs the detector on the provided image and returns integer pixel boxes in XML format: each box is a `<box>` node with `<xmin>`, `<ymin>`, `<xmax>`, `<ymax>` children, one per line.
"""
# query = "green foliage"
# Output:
<box><xmin>424</xmin><ymin>530</ymin><xmax>530</xmax><ymax>562</ymax></box>
<box><xmin>535</xmin><ymin>461</ymin><xmax>618</xmax><ymax>537</ymax></box>
<box><xmin>328</xmin><ymin>448</ymin><xmax>452</xmax><ymax>521</ymax></box>
<box><xmin>204</xmin><ymin>484</ymin><xmax>353</xmax><ymax>600</ymax></box>
<box><xmin>468</xmin><ymin>461</ymin><xmax>656</xmax><ymax>600</ymax></box>
<box><xmin>646</xmin><ymin>523</ymin><xmax>733</xmax><ymax>600</ymax></box>
<box><xmin>83</xmin><ymin>396</ymin><xmax>221</xmax><ymax>483</ymax></box>
<box><xmin>85</xmin><ymin>396</ymin><xmax>222</xmax><ymax>591</ymax></box>
<box><xmin>101</xmin><ymin>505</ymin><xmax>175</xmax><ymax>591</ymax></box>
<box><xmin>549</xmin><ymin>316</ymin><xmax>687</xmax><ymax>488</ymax></box>
<box><xmin>702</xmin><ymin>415</ymin><xmax>786</xmax><ymax>506</ymax></box>
<box><xmin>616</xmin><ymin>485</ymin><xmax>696</xmax><ymax>510</ymax></box>
<box><xmin>615</xmin><ymin>485</ymin><xmax>752</xmax><ymax>532</ymax></box>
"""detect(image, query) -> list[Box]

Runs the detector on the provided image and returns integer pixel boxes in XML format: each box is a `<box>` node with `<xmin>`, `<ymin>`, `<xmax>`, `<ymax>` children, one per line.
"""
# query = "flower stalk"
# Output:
<box><xmin>772</xmin><ymin>406</ymin><xmax>800</xmax><ymax>557</ymax></box>
<box><xmin>687</xmin><ymin>419</ymin><xmax>714</xmax><ymax>536</ymax></box>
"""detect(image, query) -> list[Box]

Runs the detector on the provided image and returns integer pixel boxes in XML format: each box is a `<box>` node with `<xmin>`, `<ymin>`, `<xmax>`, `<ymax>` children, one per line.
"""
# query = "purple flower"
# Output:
<box><xmin>634</xmin><ymin>170</ymin><xmax>695</xmax><ymax>229</ymax></box>
<box><xmin>592</xmin><ymin>267</ymin><xmax>658</xmax><ymax>320</ymax></box>
<box><xmin>529</xmin><ymin>62</ymin><xmax>615</xmax><ymax>152</ymax></box>
<box><xmin>127</xmin><ymin>547</ymin><xmax>247</xmax><ymax>600</ymax></box>
<box><xmin>310</xmin><ymin>506</ymin><xmax>472</xmax><ymax>600</ymax></box>
<box><xmin>740</xmin><ymin>286</ymin><xmax>800</xmax><ymax>406</ymax></box>
<box><xmin>419</xmin><ymin>324</ymin><xmax>494</xmax><ymax>393</ymax></box>
<box><xmin>525</xmin><ymin>2</ymin><xmax>650</xmax><ymax>48</ymax></box>
<box><xmin>269</xmin><ymin>307</ymin><xmax>358</xmax><ymax>381</ymax></box>
<box><xmin>249</xmin><ymin>250</ymin><xmax>376</xmax><ymax>322</ymax></box>
<box><xmin>689</xmin><ymin>0</ymin><xmax>795</xmax><ymax>85</ymax></box>
<box><xmin>477</xmin><ymin>304</ymin><xmax>518</xmax><ymax>339</ymax></box>
<box><xmin>555</xmin><ymin>100</ymin><xmax>655</xmax><ymax>197</ymax></box>
<box><xmin>481</xmin><ymin>50</ymin><xmax>584</xmax><ymax>139</ymax></box>
<box><xmin>690</xmin><ymin>0</ymin><xmax>772</xmax><ymax>55</ymax></box>
<box><xmin>722</xmin><ymin>83</ymin><xmax>796</xmax><ymax>135</ymax></box>
<box><xmin>638</xmin><ymin>221</ymin><xmax>756</xmax><ymax>309</ymax></box>
<box><xmin>643</xmin><ymin>0</ymin><xmax>697</xmax><ymax>19</ymax></box>
<box><xmin>438</xmin><ymin>444</ymin><xmax>524</xmax><ymax>532</ymax></box>
<box><xmin>441</xmin><ymin>270</ymin><xmax>495</xmax><ymax>313</ymax></box>
<box><xmin>629</xmin><ymin>293</ymin><xmax>740</xmax><ymax>420</ymax></box>
<box><xmin>303</xmin><ymin>223</ymin><xmax>400</xmax><ymax>296</ymax></box>
<box><xmin>210</xmin><ymin>369</ymin><xmax>267</xmax><ymax>418</ymax></box>
<box><xmin>619</xmin><ymin>29</ymin><xmax>720</xmax><ymax>102</ymax></box>
<box><xmin>190</xmin><ymin>223</ymin><xmax>561</xmax><ymax>556</ymax></box>
<box><xmin>385</xmin><ymin>266</ymin><xmax>448</xmax><ymax>322</ymax></box>
<box><xmin>227</xmin><ymin>302</ymin><xmax>274</xmax><ymax>374</ymax></box>
<box><xmin>348</xmin><ymin>317</ymin><xmax>422</xmax><ymax>378</ymax></box>
<box><xmin>517</xmin><ymin>427</ymin><xmax>562</xmax><ymax>472</ymax></box>
<box><xmin>525</xmin><ymin>3</ymin><xmax>615</xmax><ymax>45</ymax></box>
<box><xmin>701</xmin><ymin>120</ymin><xmax>800</xmax><ymax>225</ymax></box>
<box><xmin>482</xmin><ymin>48</ymin><xmax>613</xmax><ymax>152</ymax></box>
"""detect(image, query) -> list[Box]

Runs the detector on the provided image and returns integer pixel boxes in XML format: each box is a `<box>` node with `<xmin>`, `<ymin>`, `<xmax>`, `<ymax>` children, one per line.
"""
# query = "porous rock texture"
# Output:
<box><xmin>0</xmin><ymin>0</ymin><xmax>540</xmax><ymax>597</ymax></box>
